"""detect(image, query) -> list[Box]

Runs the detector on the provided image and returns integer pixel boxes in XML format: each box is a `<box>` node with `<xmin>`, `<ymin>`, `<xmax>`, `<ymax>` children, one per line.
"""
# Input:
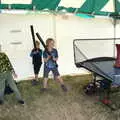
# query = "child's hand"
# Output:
<box><xmin>33</xmin><ymin>50</ymin><xmax>38</xmax><ymax>54</ymax></box>
<box><xmin>53</xmin><ymin>57</ymin><xmax>57</xmax><ymax>61</ymax></box>
<box><xmin>48</xmin><ymin>55</ymin><xmax>52</xmax><ymax>59</ymax></box>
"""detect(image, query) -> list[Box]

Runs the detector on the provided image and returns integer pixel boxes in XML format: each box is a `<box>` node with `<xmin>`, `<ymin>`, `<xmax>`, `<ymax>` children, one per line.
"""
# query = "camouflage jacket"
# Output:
<box><xmin>0</xmin><ymin>52</ymin><xmax>14</xmax><ymax>73</ymax></box>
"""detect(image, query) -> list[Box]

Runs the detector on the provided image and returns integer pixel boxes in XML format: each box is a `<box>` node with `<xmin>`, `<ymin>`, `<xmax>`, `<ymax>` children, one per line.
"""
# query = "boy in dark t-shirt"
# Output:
<box><xmin>30</xmin><ymin>41</ymin><xmax>42</xmax><ymax>85</ymax></box>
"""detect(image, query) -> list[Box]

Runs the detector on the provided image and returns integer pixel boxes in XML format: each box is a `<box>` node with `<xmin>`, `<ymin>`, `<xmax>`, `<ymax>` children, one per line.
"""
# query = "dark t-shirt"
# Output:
<box><xmin>30</xmin><ymin>48</ymin><xmax>42</xmax><ymax>65</ymax></box>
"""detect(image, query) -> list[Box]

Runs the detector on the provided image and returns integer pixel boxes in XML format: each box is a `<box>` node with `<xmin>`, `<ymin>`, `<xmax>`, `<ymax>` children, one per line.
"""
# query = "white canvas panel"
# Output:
<box><xmin>1</xmin><ymin>0</ymin><xmax>32</xmax><ymax>4</ymax></box>
<box><xmin>59</xmin><ymin>0</ymin><xmax>85</xmax><ymax>8</ymax></box>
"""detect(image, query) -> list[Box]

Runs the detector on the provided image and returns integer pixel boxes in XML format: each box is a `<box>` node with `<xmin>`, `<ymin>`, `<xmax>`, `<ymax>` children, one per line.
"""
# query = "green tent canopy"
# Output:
<box><xmin>0</xmin><ymin>0</ymin><xmax>120</xmax><ymax>17</ymax></box>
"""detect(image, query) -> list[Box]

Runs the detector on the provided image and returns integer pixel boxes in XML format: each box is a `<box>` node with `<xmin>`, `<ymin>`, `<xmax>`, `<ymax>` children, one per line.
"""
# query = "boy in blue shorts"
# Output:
<box><xmin>42</xmin><ymin>38</ymin><xmax>67</xmax><ymax>92</ymax></box>
<box><xmin>30</xmin><ymin>41</ymin><xmax>42</xmax><ymax>85</ymax></box>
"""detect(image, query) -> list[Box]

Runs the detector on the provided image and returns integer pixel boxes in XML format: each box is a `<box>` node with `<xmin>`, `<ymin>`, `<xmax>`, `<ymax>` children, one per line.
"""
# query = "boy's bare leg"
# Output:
<box><xmin>56</xmin><ymin>76</ymin><xmax>64</xmax><ymax>84</ymax></box>
<box><xmin>41</xmin><ymin>78</ymin><xmax>49</xmax><ymax>92</ymax></box>
<box><xmin>43</xmin><ymin>78</ymin><xmax>48</xmax><ymax>88</ymax></box>
<box><xmin>55</xmin><ymin>76</ymin><xmax>68</xmax><ymax>92</ymax></box>
<box><xmin>32</xmin><ymin>74</ymin><xmax>39</xmax><ymax>86</ymax></box>
<box><xmin>35</xmin><ymin>74</ymin><xmax>38</xmax><ymax>81</ymax></box>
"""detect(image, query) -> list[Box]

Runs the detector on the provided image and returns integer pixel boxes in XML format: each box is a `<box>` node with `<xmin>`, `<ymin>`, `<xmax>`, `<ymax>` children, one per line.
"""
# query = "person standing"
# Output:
<box><xmin>30</xmin><ymin>41</ymin><xmax>42</xmax><ymax>85</ymax></box>
<box><xmin>0</xmin><ymin>45</ymin><xmax>24</xmax><ymax>105</ymax></box>
<box><xmin>42</xmin><ymin>38</ymin><xmax>67</xmax><ymax>92</ymax></box>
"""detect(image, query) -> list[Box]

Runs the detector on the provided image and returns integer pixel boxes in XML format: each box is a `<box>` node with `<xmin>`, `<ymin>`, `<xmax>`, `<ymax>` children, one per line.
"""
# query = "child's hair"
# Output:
<box><xmin>35</xmin><ymin>40</ymin><xmax>40</xmax><ymax>45</ymax></box>
<box><xmin>46</xmin><ymin>38</ymin><xmax>54</xmax><ymax>46</ymax></box>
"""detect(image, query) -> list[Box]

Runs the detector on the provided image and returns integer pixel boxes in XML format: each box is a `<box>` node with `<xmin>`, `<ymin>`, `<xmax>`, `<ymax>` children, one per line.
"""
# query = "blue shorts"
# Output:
<box><xmin>43</xmin><ymin>66</ymin><xmax>60</xmax><ymax>79</ymax></box>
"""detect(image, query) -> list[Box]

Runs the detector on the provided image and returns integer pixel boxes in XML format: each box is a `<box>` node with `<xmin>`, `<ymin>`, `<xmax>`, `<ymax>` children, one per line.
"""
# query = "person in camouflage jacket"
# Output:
<box><xmin>0</xmin><ymin>45</ymin><xmax>24</xmax><ymax>105</ymax></box>
<box><xmin>0</xmin><ymin>52</ymin><xmax>14</xmax><ymax>73</ymax></box>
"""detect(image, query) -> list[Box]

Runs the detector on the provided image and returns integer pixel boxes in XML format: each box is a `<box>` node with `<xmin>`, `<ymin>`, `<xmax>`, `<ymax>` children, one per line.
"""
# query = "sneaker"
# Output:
<box><xmin>0</xmin><ymin>100</ymin><xmax>4</xmax><ymax>105</ymax></box>
<box><xmin>18</xmin><ymin>100</ymin><xmax>25</xmax><ymax>105</ymax></box>
<box><xmin>61</xmin><ymin>85</ymin><xmax>68</xmax><ymax>92</ymax></box>
<box><xmin>32</xmin><ymin>80</ymin><xmax>39</xmax><ymax>86</ymax></box>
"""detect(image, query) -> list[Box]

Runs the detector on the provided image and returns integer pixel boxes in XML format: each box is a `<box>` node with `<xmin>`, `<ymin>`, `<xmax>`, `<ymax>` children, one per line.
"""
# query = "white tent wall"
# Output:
<box><xmin>56</xmin><ymin>15</ymin><xmax>114</xmax><ymax>76</ymax></box>
<box><xmin>113</xmin><ymin>20</ymin><xmax>120</xmax><ymax>53</ymax></box>
<box><xmin>0</xmin><ymin>13</ymin><xmax>114</xmax><ymax>80</ymax></box>
<box><xmin>116</xmin><ymin>20</ymin><xmax>120</xmax><ymax>39</ymax></box>
<box><xmin>0</xmin><ymin>13</ymin><xmax>54</xmax><ymax>80</ymax></box>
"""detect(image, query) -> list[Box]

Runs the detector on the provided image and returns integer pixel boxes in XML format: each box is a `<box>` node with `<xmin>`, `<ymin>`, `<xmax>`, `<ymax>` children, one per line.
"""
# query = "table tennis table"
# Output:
<box><xmin>75</xmin><ymin>57</ymin><xmax>120</xmax><ymax>86</ymax></box>
<box><xmin>73</xmin><ymin>38</ymin><xmax>120</xmax><ymax>110</ymax></box>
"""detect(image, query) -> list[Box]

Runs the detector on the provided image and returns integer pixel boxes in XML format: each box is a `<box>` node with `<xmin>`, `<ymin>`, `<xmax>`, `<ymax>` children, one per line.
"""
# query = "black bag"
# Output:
<box><xmin>5</xmin><ymin>85</ymin><xmax>13</xmax><ymax>94</ymax></box>
<box><xmin>84</xmin><ymin>80</ymin><xmax>111</xmax><ymax>95</ymax></box>
<box><xmin>84</xmin><ymin>81</ymin><xmax>100</xmax><ymax>95</ymax></box>
<box><xmin>4</xmin><ymin>81</ymin><xmax>17</xmax><ymax>95</ymax></box>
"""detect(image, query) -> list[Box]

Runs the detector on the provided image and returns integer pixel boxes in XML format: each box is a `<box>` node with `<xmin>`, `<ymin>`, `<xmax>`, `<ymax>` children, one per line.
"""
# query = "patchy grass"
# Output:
<box><xmin>0</xmin><ymin>74</ymin><xmax>120</xmax><ymax>120</ymax></box>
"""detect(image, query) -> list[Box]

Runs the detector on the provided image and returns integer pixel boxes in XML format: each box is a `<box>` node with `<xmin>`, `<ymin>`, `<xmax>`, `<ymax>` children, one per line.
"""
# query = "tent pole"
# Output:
<box><xmin>113</xmin><ymin>18</ymin><xmax>116</xmax><ymax>58</ymax></box>
<box><xmin>52</xmin><ymin>13</ymin><xmax>57</xmax><ymax>48</ymax></box>
<box><xmin>113</xmin><ymin>0</ymin><xmax>117</xmax><ymax>58</ymax></box>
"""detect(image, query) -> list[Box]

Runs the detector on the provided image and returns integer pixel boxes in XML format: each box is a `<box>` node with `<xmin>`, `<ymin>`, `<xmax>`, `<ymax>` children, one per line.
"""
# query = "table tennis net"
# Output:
<box><xmin>73</xmin><ymin>38</ymin><xmax>120</xmax><ymax>64</ymax></box>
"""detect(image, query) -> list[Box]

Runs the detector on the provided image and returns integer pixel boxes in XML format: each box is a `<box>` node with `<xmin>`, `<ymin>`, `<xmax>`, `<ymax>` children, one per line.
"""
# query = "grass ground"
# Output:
<box><xmin>0</xmin><ymin>74</ymin><xmax>120</xmax><ymax>120</ymax></box>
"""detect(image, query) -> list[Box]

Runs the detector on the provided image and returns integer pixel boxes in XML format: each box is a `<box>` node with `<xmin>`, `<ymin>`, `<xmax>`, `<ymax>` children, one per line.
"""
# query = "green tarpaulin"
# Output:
<box><xmin>0</xmin><ymin>0</ymin><xmax>120</xmax><ymax>17</ymax></box>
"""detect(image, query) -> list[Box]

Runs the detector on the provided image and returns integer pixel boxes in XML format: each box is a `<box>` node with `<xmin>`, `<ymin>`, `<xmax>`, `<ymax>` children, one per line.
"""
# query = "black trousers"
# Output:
<box><xmin>33</xmin><ymin>63</ymin><xmax>42</xmax><ymax>75</ymax></box>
